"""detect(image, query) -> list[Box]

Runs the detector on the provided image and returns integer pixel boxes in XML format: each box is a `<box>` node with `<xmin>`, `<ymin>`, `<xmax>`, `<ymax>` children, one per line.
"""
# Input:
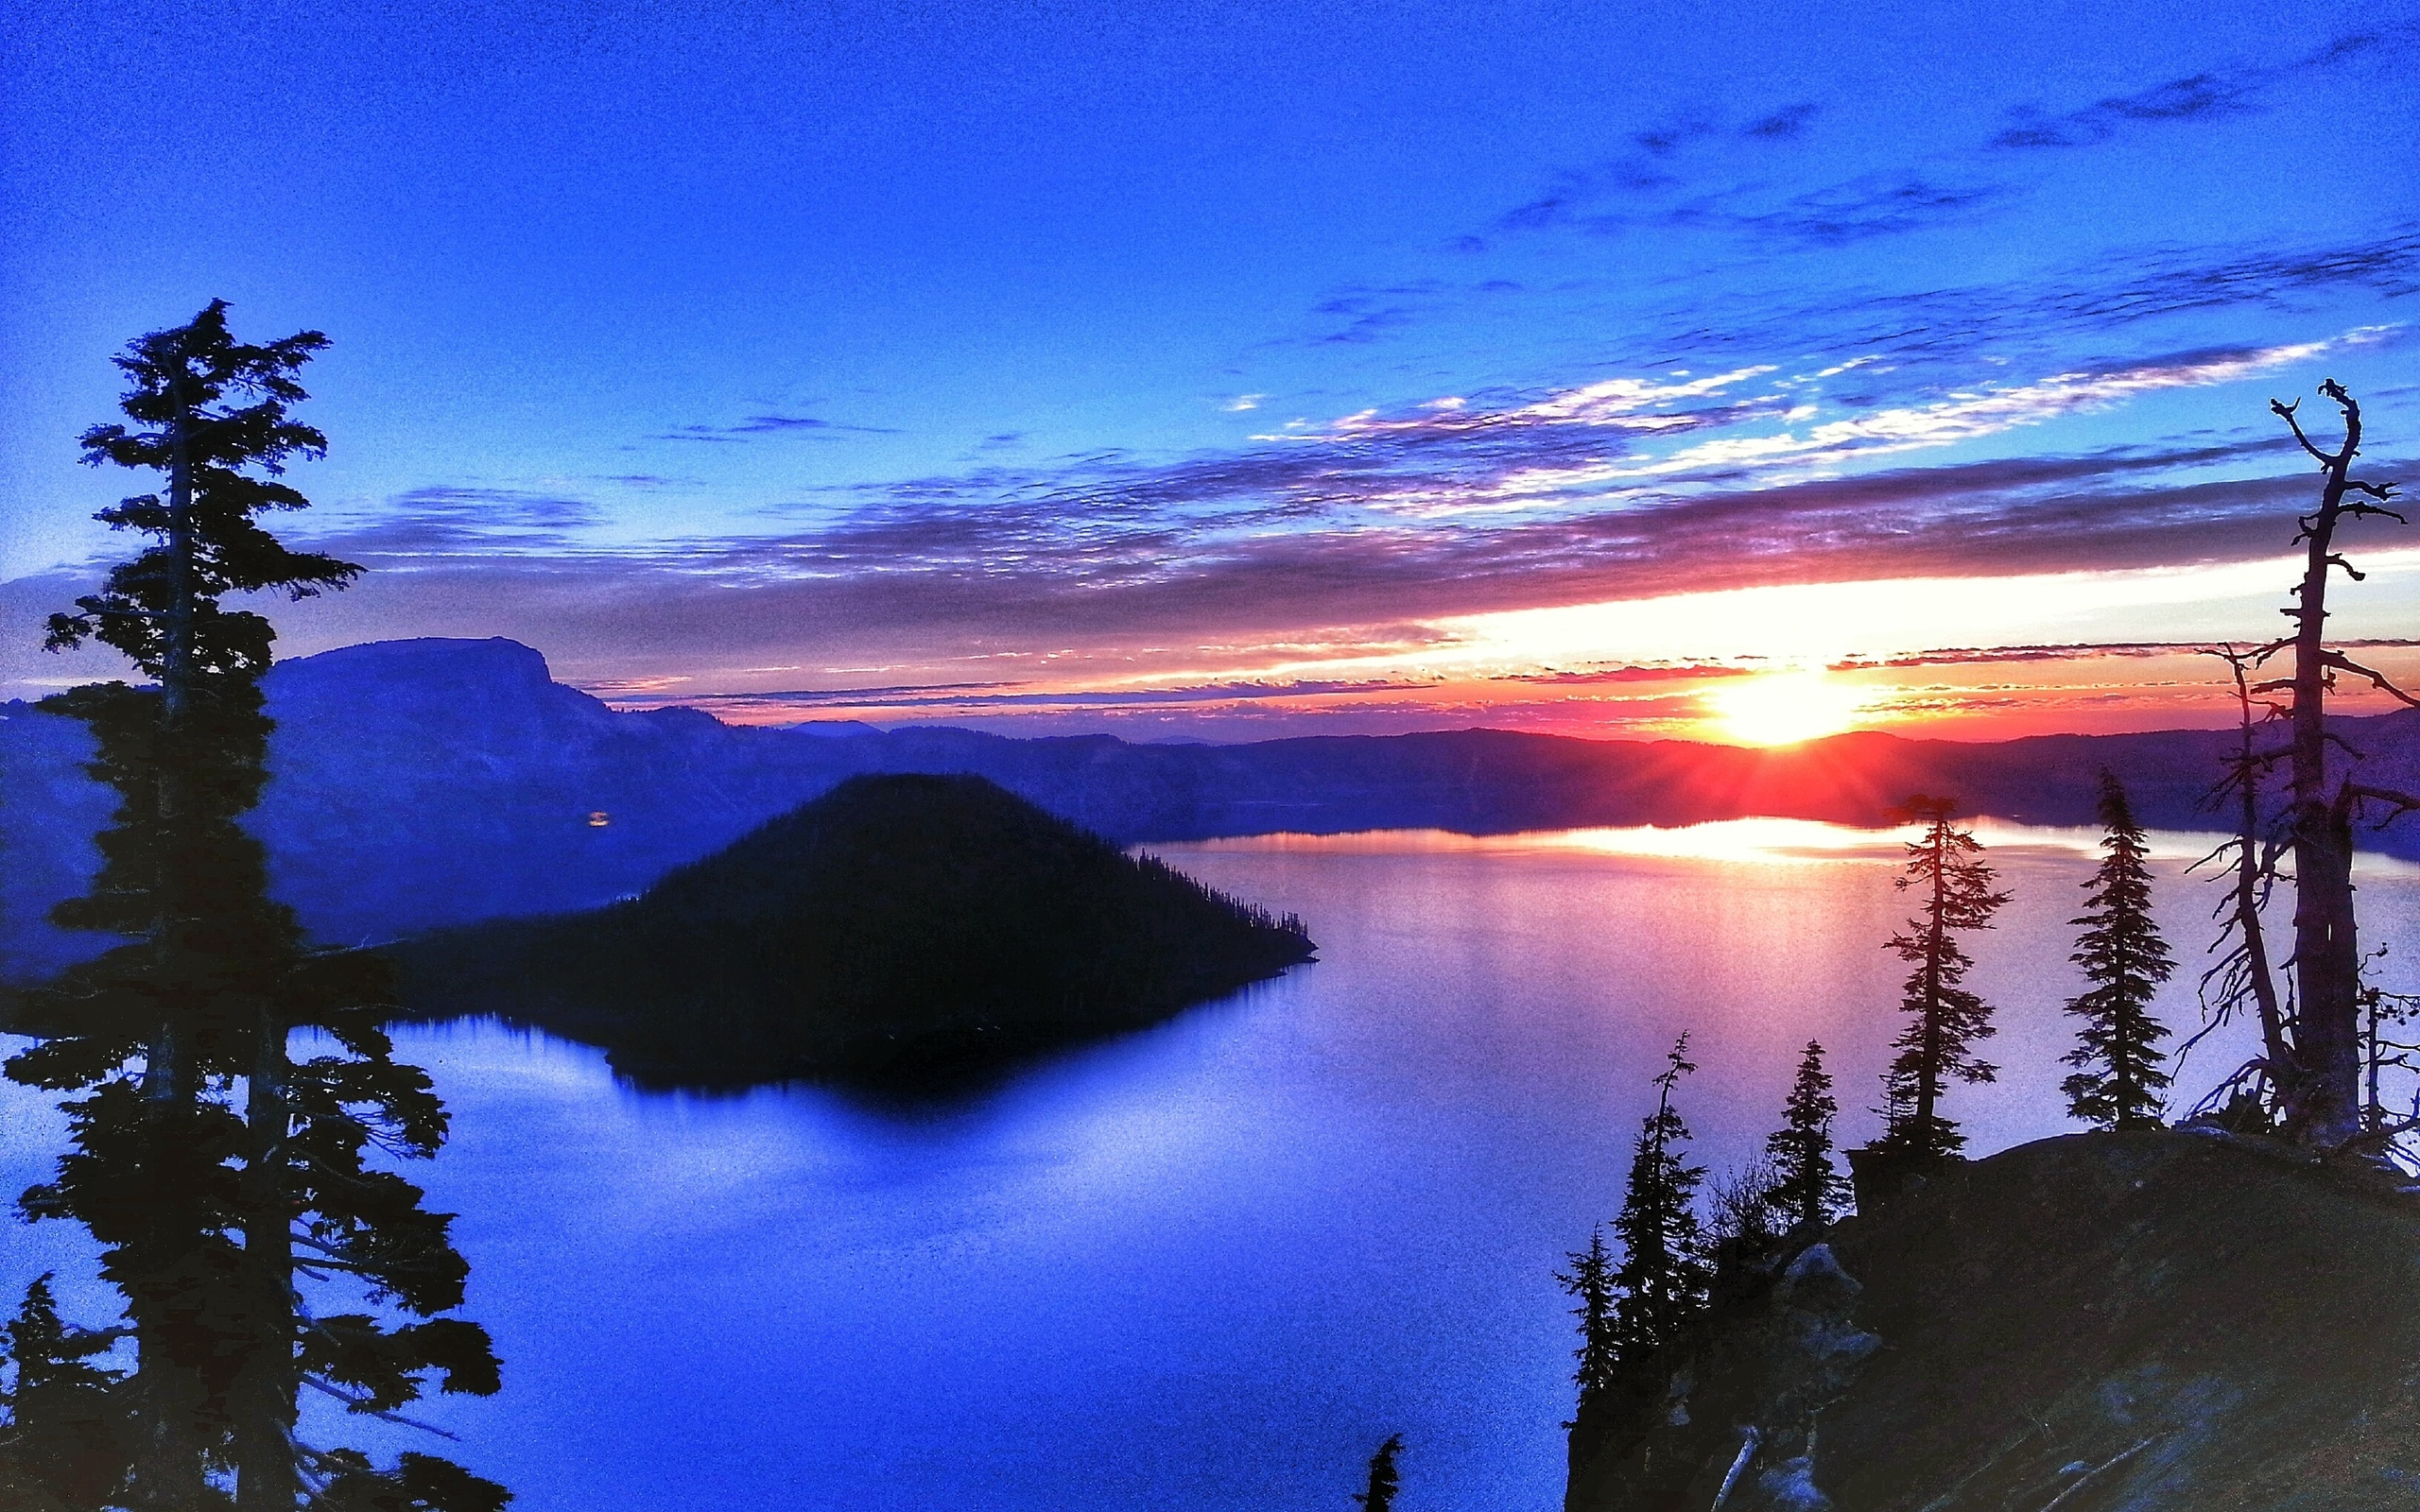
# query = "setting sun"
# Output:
<box><xmin>1706</xmin><ymin>671</ymin><xmax>1871</xmax><ymax>746</ymax></box>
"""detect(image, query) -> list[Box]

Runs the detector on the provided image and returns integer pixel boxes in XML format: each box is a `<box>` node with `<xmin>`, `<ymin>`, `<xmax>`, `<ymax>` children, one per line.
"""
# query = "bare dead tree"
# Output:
<box><xmin>2250</xmin><ymin>380</ymin><xmax>2418</xmax><ymax>1147</ymax></box>
<box><xmin>2186</xmin><ymin>646</ymin><xmax>2293</xmax><ymax>1118</ymax></box>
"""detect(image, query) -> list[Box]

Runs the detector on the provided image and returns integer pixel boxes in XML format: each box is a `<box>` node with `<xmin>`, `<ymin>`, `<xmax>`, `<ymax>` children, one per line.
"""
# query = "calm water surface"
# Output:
<box><xmin>9</xmin><ymin>821</ymin><xmax>2419</xmax><ymax>1509</ymax></box>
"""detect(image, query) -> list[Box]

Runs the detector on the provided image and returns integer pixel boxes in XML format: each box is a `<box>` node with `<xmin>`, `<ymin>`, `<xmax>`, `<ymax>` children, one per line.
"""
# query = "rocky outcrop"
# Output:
<box><xmin>1566</xmin><ymin>1130</ymin><xmax>2420</xmax><ymax>1511</ymax></box>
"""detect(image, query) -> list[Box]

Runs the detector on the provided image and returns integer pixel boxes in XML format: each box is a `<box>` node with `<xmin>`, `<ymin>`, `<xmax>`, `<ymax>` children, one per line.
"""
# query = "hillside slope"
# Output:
<box><xmin>1565</xmin><ymin>1130</ymin><xmax>2420</xmax><ymax>1511</ymax></box>
<box><xmin>388</xmin><ymin>774</ymin><xmax>1316</xmax><ymax>1086</ymax></box>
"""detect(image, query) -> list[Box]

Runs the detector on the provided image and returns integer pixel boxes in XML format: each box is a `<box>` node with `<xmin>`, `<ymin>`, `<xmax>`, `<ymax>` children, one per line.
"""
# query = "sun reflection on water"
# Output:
<box><xmin>1191</xmin><ymin>819</ymin><xmax>2420</xmax><ymax>871</ymax></box>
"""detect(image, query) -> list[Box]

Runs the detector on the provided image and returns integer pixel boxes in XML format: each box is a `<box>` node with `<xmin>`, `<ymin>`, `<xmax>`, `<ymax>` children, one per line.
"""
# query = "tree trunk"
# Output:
<box><xmin>128</xmin><ymin>368</ymin><xmax>215</xmax><ymax>1511</ymax></box>
<box><xmin>2228</xmin><ymin>675</ymin><xmax>2290</xmax><ymax>1092</ymax></box>
<box><xmin>2112</xmin><ymin>929</ymin><xmax>2136</xmax><ymax>1127</ymax></box>
<box><xmin>2289</xmin><ymin>780</ymin><xmax>2362</xmax><ymax>1144</ymax></box>
<box><xmin>2366</xmin><ymin>988</ymin><xmax>2384</xmax><ymax>1127</ymax></box>
<box><xmin>235</xmin><ymin>1004</ymin><xmax>301</xmax><ymax>1511</ymax></box>
<box><xmin>2286</xmin><ymin>417</ymin><xmax>2364</xmax><ymax>1147</ymax></box>
<box><xmin>163</xmin><ymin>377</ymin><xmax>195</xmax><ymax>729</ymax></box>
<box><xmin>127</xmin><ymin>1051</ymin><xmax>211</xmax><ymax>1512</ymax></box>
<box><xmin>1914</xmin><ymin>824</ymin><xmax>1947</xmax><ymax>1153</ymax></box>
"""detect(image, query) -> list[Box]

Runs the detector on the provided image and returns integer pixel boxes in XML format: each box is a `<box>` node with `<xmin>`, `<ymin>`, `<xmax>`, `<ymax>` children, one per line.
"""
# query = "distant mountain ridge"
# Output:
<box><xmin>9</xmin><ymin>635</ymin><xmax>2420</xmax><ymax>980</ymax></box>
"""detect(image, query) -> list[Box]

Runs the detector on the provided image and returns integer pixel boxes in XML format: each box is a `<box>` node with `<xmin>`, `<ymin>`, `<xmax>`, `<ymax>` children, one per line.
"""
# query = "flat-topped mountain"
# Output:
<box><xmin>388</xmin><ymin>774</ymin><xmax>1316</xmax><ymax>1087</ymax></box>
<box><xmin>12</xmin><ymin>636</ymin><xmax>2420</xmax><ymax>980</ymax></box>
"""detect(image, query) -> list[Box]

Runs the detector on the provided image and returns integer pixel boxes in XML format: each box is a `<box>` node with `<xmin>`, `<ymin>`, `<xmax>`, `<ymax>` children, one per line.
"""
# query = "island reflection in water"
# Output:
<box><xmin>8</xmin><ymin>820</ymin><xmax>2416</xmax><ymax>1510</ymax></box>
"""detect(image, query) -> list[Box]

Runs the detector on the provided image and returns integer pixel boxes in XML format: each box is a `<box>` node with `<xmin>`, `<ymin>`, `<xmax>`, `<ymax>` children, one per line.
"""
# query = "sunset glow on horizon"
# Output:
<box><xmin>4</xmin><ymin>1</ymin><xmax>2413</xmax><ymax>747</ymax></box>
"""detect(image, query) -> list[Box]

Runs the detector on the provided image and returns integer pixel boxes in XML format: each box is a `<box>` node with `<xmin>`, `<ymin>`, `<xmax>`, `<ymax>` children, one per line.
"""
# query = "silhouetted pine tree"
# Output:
<box><xmin>2062</xmin><ymin>771</ymin><xmax>2175</xmax><ymax>1129</ymax></box>
<box><xmin>8</xmin><ymin>301</ymin><xmax>502</xmax><ymax>1510</ymax></box>
<box><xmin>1</xmin><ymin>1274</ymin><xmax>130</xmax><ymax>1509</ymax></box>
<box><xmin>1762</xmin><ymin>1041</ymin><xmax>1847</xmax><ymax>1229</ymax></box>
<box><xmin>14</xmin><ymin>298</ymin><xmax>354</xmax><ymax>1509</ymax></box>
<box><xmin>1609</xmin><ymin>1035</ymin><xmax>1709</xmax><ymax>1367</ymax></box>
<box><xmin>1352</xmin><ymin>1435</ymin><xmax>1402</xmax><ymax>1512</ymax></box>
<box><xmin>1554</xmin><ymin>1227</ymin><xmax>1619</xmax><ymax>1417</ymax></box>
<box><xmin>1875</xmin><ymin>797</ymin><xmax>2010</xmax><ymax>1160</ymax></box>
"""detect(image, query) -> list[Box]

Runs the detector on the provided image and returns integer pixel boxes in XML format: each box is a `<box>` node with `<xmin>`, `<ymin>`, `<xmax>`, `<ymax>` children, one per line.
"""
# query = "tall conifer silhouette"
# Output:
<box><xmin>2062</xmin><ymin>771</ymin><xmax>2175</xmax><ymax>1129</ymax></box>
<box><xmin>1554</xmin><ymin>1227</ymin><xmax>1619</xmax><ymax>1416</ymax></box>
<box><xmin>1762</xmin><ymin>1041</ymin><xmax>1847</xmax><ymax>1228</ymax></box>
<box><xmin>1609</xmin><ymin>1035</ymin><xmax>1709</xmax><ymax>1366</ymax></box>
<box><xmin>21</xmin><ymin>299</ymin><xmax>357</xmax><ymax>1508</ymax></box>
<box><xmin>1875</xmin><ymin>797</ymin><xmax>2009</xmax><ymax>1160</ymax></box>
<box><xmin>9</xmin><ymin>301</ymin><xmax>503</xmax><ymax>1509</ymax></box>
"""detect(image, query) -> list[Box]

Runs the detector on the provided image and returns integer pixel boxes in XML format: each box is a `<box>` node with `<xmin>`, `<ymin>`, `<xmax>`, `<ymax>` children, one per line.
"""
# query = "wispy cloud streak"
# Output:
<box><xmin>1990</xmin><ymin>32</ymin><xmax>2391</xmax><ymax>150</ymax></box>
<box><xmin>654</xmin><ymin>412</ymin><xmax>899</xmax><ymax>443</ymax></box>
<box><xmin>275</xmin><ymin>327</ymin><xmax>2395</xmax><ymax>668</ymax></box>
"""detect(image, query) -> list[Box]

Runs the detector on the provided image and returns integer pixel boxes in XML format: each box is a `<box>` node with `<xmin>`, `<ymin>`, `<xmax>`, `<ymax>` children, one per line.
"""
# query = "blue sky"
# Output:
<box><xmin>4</xmin><ymin>0</ymin><xmax>2417</xmax><ymax>738</ymax></box>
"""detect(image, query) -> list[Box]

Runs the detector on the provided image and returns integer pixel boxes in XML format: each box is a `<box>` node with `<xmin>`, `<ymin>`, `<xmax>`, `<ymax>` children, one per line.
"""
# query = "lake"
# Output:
<box><xmin>7</xmin><ymin>820</ymin><xmax>2416</xmax><ymax>1509</ymax></box>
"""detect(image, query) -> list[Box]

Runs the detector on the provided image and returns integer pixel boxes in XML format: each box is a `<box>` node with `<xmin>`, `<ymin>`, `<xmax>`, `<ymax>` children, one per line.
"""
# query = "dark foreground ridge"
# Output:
<box><xmin>386</xmin><ymin>773</ymin><xmax>1315</xmax><ymax>1088</ymax></box>
<box><xmin>1566</xmin><ymin>1129</ymin><xmax>2420</xmax><ymax>1511</ymax></box>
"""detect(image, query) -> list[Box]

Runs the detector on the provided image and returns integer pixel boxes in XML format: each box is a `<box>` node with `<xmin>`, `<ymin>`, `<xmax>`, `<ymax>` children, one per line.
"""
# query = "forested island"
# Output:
<box><xmin>386</xmin><ymin>773</ymin><xmax>1316</xmax><ymax>1086</ymax></box>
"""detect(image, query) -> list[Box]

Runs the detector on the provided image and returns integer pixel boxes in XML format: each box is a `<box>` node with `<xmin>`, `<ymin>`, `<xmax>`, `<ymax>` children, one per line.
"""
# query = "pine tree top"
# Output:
<box><xmin>46</xmin><ymin>300</ymin><xmax>361</xmax><ymax>684</ymax></box>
